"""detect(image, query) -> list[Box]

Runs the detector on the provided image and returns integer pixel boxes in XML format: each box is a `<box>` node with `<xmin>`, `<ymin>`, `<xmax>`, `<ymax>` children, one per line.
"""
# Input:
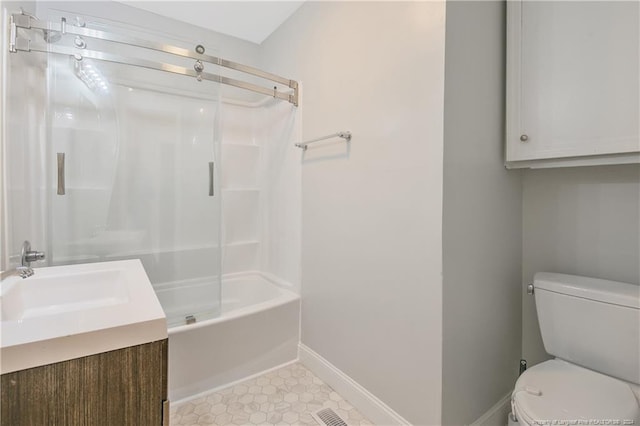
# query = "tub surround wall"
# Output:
<box><xmin>261</xmin><ymin>2</ymin><xmax>446</xmax><ymax>424</ymax></box>
<box><xmin>522</xmin><ymin>165</ymin><xmax>640</xmax><ymax>367</ymax></box>
<box><xmin>221</xmin><ymin>102</ymin><xmax>263</xmax><ymax>275</ymax></box>
<box><xmin>442</xmin><ymin>2</ymin><xmax>523</xmax><ymax>425</ymax></box>
<box><xmin>261</xmin><ymin>100</ymin><xmax>301</xmax><ymax>291</ymax></box>
<box><xmin>221</xmin><ymin>99</ymin><xmax>300</xmax><ymax>288</ymax></box>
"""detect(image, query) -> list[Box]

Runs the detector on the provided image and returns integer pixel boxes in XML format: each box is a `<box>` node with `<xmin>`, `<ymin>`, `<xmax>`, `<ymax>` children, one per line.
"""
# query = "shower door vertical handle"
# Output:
<box><xmin>209</xmin><ymin>161</ymin><xmax>214</xmax><ymax>196</ymax></box>
<box><xmin>57</xmin><ymin>153</ymin><xmax>65</xmax><ymax>195</ymax></box>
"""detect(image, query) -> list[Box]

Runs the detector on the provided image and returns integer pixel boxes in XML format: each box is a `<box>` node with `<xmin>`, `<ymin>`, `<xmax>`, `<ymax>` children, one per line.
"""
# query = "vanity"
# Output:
<box><xmin>0</xmin><ymin>260</ymin><xmax>168</xmax><ymax>426</ymax></box>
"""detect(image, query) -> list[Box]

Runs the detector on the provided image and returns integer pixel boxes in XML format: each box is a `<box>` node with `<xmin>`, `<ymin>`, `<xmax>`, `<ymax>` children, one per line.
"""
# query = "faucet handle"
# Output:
<box><xmin>0</xmin><ymin>266</ymin><xmax>34</xmax><ymax>281</ymax></box>
<box><xmin>16</xmin><ymin>266</ymin><xmax>34</xmax><ymax>279</ymax></box>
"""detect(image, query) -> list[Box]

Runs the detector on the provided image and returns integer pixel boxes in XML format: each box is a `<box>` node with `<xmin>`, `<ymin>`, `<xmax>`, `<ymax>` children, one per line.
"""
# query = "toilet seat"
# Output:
<box><xmin>512</xmin><ymin>359</ymin><xmax>640</xmax><ymax>426</ymax></box>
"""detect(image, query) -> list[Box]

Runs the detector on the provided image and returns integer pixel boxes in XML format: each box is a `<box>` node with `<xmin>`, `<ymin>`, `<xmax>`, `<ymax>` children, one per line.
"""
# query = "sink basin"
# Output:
<box><xmin>2</xmin><ymin>269</ymin><xmax>129</xmax><ymax>321</ymax></box>
<box><xmin>1</xmin><ymin>260</ymin><xmax>167</xmax><ymax>374</ymax></box>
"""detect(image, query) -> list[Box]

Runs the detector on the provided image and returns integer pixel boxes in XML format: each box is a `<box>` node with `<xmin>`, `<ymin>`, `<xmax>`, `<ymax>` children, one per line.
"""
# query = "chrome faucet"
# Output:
<box><xmin>0</xmin><ymin>241</ymin><xmax>45</xmax><ymax>281</ymax></box>
<box><xmin>21</xmin><ymin>240</ymin><xmax>45</xmax><ymax>267</ymax></box>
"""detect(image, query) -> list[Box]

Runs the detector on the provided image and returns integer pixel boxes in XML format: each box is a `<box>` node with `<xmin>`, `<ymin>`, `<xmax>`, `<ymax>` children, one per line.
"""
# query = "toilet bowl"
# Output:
<box><xmin>511</xmin><ymin>359</ymin><xmax>640</xmax><ymax>426</ymax></box>
<box><xmin>510</xmin><ymin>273</ymin><xmax>640</xmax><ymax>426</ymax></box>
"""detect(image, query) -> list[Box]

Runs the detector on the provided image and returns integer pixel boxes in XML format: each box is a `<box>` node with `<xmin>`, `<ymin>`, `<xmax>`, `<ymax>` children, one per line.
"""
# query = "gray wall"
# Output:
<box><xmin>522</xmin><ymin>164</ymin><xmax>640</xmax><ymax>366</ymax></box>
<box><xmin>442</xmin><ymin>2</ymin><xmax>523</xmax><ymax>424</ymax></box>
<box><xmin>261</xmin><ymin>2</ymin><xmax>447</xmax><ymax>424</ymax></box>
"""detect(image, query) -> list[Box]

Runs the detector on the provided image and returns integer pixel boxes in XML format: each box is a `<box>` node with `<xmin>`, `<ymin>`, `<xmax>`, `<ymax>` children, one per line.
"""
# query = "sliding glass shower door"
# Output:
<box><xmin>45</xmin><ymin>21</ymin><xmax>222</xmax><ymax>327</ymax></box>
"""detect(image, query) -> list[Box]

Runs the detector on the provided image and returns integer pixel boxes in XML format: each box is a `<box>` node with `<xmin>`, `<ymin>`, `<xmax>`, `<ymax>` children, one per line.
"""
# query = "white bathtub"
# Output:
<box><xmin>167</xmin><ymin>272</ymin><xmax>300</xmax><ymax>401</ymax></box>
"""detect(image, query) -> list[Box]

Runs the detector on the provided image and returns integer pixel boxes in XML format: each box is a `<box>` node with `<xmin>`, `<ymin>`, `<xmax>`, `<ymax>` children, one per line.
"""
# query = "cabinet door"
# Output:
<box><xmin>1</xmin><ymin>339</ymin><xmax>168</xmax><ymax>426</ymax></box>
<box><xmin>507</xmin><ymin>1</ymin><xmax>639</xmax><ymax>164</ymax></box>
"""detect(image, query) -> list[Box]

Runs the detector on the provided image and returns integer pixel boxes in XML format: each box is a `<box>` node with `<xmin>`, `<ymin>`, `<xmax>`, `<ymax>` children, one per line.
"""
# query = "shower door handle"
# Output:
<box><xmin>209</xmin><ymin>161</ymin><xmax>214</xmax><ymax>196</ymax></box>
<box><xmin>57</xmin><ymin>152</ymin><xmax>65</xmax><ymax>195</ymax></box>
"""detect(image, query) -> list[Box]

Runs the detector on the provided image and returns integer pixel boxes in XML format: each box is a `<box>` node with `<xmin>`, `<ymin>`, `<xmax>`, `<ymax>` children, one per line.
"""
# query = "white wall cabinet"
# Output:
<box><xmin>506</xmin><ymin>1</ymin><xmax>639</xmax><ymax>168</ymax></box>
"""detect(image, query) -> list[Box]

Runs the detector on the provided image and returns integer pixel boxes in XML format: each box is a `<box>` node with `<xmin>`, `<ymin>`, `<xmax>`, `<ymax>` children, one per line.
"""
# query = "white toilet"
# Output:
<box><xmin>510</xmin><ymin>272</ymin><xmax>640</xmax><ymax>426</ymax></box>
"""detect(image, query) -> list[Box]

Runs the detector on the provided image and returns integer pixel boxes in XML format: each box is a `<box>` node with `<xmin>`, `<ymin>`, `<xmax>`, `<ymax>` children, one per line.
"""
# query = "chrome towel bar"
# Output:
<box><xmin>295</xmin><ymin>131</ymin><xmax>351</xmax><ymax>151</ymax></box>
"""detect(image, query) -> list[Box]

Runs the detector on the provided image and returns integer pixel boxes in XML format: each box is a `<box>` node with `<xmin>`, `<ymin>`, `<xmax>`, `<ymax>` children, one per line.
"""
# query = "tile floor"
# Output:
<box><xmin>170</xmin><ymin>362</ymin><xmax>373</xmax><ymax>426</ymax></box>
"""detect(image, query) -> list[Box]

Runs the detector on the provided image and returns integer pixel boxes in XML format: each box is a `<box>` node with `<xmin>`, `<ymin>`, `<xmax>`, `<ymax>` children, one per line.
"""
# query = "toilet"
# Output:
<box><xmin>510</xmin><ymin>272</ymin><xmax>640</xmax><ymax>426</ymax></box>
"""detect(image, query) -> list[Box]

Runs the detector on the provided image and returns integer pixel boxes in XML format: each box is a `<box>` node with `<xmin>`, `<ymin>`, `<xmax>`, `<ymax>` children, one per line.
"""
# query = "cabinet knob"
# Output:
<box><xmin>520</xmin><ymin>134</ymin><xmax>529</xmax><ymax>142</ymax></box>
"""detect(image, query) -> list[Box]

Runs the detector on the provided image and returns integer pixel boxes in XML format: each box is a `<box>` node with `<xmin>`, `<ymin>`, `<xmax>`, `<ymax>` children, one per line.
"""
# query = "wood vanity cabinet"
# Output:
<box><xmin>1</xmin><ymin>339</ymin><xmax>168</xmax><ymax>426</ymax></box>
<box><xmin>506</xmin><ymin>1</ymin><xmax>639</xmax><ymax>168</ymax></box>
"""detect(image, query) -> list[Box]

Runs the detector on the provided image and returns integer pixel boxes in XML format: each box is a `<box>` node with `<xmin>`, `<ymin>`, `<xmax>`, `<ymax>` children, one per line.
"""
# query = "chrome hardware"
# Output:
<box><xmin>21</xmin><ymin>240</ymin><xmax>45</xmax><ymax>267</ymax></box>
<box><xmin>194</xmin><ymin>60</ymin><xmax>204</xmax><ymax>81</ymax></box>
<box><xmin>295</xmin><ymin>131</ymin><xmax>352</xmax><ymax>151</ymax></box>
<box><xmin>527</xmin><ymin>283</ymin><xmax>534</xmax><ymax>295</ymax></box>
<box><xmin>290</xmin><ymin>80</ymin><xmax>299</xmax><ymax>106</ymax></box>
<box><xmin>209</xmin><ymin>162</ymin><xmax>214</xmax><ymax>196</ymax></box>
<box><xmin>57</xmin><ymin>153</ymin><xmax>65</xmax><ymax>195</ymax></box>
<box><xmin>519</xmin><ymin>359</ymin><xmax>527</xmax><ymax>376</ymax></box>
<box><xmin>0</xmin><ymin>266</ymin><xmax>34</xmax><ymax>280</ymax></box>
<box><xmin>8</xmin><ymin>12</ymin><xmax>299</xmax><ymax>105</ymax></box>
<box><xmin>185</xmin><ymin>315</ymin><xmax>196</xmax><ymax>325</ymax></box>
<box><xmin>520</xmin><ymin>134</ymin><xmax>529</xmax><ymax>142</ymax></box>
<box><xmin>9</xmin><ymin>14</ymin><xmax>17</xmax><ymax>52</ymax></box>
<box><xmin>195</xmin><ymin>44</ymin><xmax>205</xmax><ymax>54</ymax></box>
<box><xmin>9</xmin><ymin>13</ymin><xmax>32</xmax><ymax>52</ymax></box>
<box><xmin>74</xmin><ymin>36</ymin><xmax>86</xmax><ymax>48</ymax></box>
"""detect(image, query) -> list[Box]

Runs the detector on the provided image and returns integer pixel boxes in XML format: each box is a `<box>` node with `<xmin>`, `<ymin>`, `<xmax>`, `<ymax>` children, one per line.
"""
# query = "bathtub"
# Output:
<box><xmin>167</xmin><ymin>272</ymin><xmax>300</xmax><ymax>401</ymax></box>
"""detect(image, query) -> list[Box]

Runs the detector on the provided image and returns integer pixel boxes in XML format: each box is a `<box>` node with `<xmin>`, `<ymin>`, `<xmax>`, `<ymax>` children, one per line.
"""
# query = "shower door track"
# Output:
<box><xmin>8</xmin><ymin>12</ymin><xmax>299</xmax><ymax>106</ymax></box>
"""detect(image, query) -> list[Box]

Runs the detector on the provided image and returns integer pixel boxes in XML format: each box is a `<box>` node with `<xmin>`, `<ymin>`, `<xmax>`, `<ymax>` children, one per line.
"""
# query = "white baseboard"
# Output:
<box><xmin>470</xmin><ymin>392</ymin><xmax>511</xmax><ymax>426</ymax></box>
<box><xmin>299</xmin><ymin>343</ymin><xmax>411</xmax><ymax>426</ymax></box>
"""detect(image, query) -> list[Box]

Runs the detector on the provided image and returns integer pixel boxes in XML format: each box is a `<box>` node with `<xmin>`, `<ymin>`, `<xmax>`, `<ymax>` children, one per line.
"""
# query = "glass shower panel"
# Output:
<box><xmin>46</xmin><ymin>21</ymin><xmax>222</xmax><ymax>327</ymax></box>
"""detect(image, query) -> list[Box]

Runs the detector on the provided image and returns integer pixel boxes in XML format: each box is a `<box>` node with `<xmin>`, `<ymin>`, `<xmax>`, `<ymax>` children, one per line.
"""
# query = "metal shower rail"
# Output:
<box><xmin>8</xmin><ymin>12</ymin><xmax>299</xmax><ymax>106</ymax></box>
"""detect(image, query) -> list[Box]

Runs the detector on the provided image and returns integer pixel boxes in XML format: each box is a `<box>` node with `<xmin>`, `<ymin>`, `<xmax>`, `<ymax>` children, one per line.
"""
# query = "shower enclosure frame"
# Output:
<box><xmin>8</xmin><ymin>11</ymin><xmax>299</xmax><ymax>106</ymax></box>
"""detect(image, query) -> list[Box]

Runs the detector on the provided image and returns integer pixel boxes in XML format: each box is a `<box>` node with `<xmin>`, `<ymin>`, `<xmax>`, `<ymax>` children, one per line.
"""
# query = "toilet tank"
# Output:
<box><xmin>534</xmin><ymin>272</ymin><xmax>640</xmax><ymax>384</ymax></box>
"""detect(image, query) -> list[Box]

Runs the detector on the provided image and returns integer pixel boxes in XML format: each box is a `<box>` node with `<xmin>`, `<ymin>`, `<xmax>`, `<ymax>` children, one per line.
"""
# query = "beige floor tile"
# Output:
<box><xmin>170</xmin><ymin>363</ymin><xmax>372</xmax><ymax>426</ymax></box>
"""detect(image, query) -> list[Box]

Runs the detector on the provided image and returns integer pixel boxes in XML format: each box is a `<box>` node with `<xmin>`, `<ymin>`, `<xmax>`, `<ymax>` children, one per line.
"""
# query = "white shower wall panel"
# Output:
<box><xmin>260</xmin><ymin>100</ymin><xmax>302</xmax><ymax>290</ymax></box>
<box><xmin>222</xmin><ymin>190</ymin><xmax>260</xmax><ymax>244</ymax></box>
<box><xmin>222</xmin><ymin>242</ymin><xmax>260</xmax><ymax>275</ymax></box>
<box><xmin>220</xmin><ymin>102</ymin><xmax>263</xmax><ymax>275</ymax></box>
<box><xmin>220</xmin><ymin>145</ymin><xmax>260</xmax><ymax>189</ymax></box>
<box><xmin>220</xmin><ymin>103</ymin><xmax>263</xmax><ymax>146</ymax></box>
<box><xmin>218</xmin><ymin>99</ymin><xmax>300</xmax><ymax>287</ymax></box>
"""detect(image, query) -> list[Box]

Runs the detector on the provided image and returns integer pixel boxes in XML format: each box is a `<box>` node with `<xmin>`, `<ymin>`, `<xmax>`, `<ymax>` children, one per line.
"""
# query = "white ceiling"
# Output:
<box><xmin>119</xmin><ymin>1</ymin><xmax>304</xmax><ymax>44</ymax></box>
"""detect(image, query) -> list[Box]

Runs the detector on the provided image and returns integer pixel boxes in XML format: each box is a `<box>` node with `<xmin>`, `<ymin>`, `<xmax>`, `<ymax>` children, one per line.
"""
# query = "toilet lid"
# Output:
<box><xmin>513</xmin><ymin>360</ymin><xmax>640</xmax><ymax>425</ymax></box>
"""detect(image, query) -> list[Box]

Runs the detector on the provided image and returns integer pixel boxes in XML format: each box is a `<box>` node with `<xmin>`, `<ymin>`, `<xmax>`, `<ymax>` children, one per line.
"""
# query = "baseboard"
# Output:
<box><xmin>299</xmin><ymin>343</ymin><xmax>411</xmax><ymax>426</ymax></box>
<box><xmin>470</xmin><ymin>392</ymin><xmax>511</xmax><ymax>426</ymax></box>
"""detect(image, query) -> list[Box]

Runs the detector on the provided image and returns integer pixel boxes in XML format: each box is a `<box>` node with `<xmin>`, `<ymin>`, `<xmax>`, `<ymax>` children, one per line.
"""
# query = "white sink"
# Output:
<box><xmin>2</xmin><ymin>269</ymin><xmax>129</xmax><ymax>321</ymax></box>
<box><xmin>0</xmin><ymin>260</ymin><xmax>167</xmax><ymax>374</ymax></box>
